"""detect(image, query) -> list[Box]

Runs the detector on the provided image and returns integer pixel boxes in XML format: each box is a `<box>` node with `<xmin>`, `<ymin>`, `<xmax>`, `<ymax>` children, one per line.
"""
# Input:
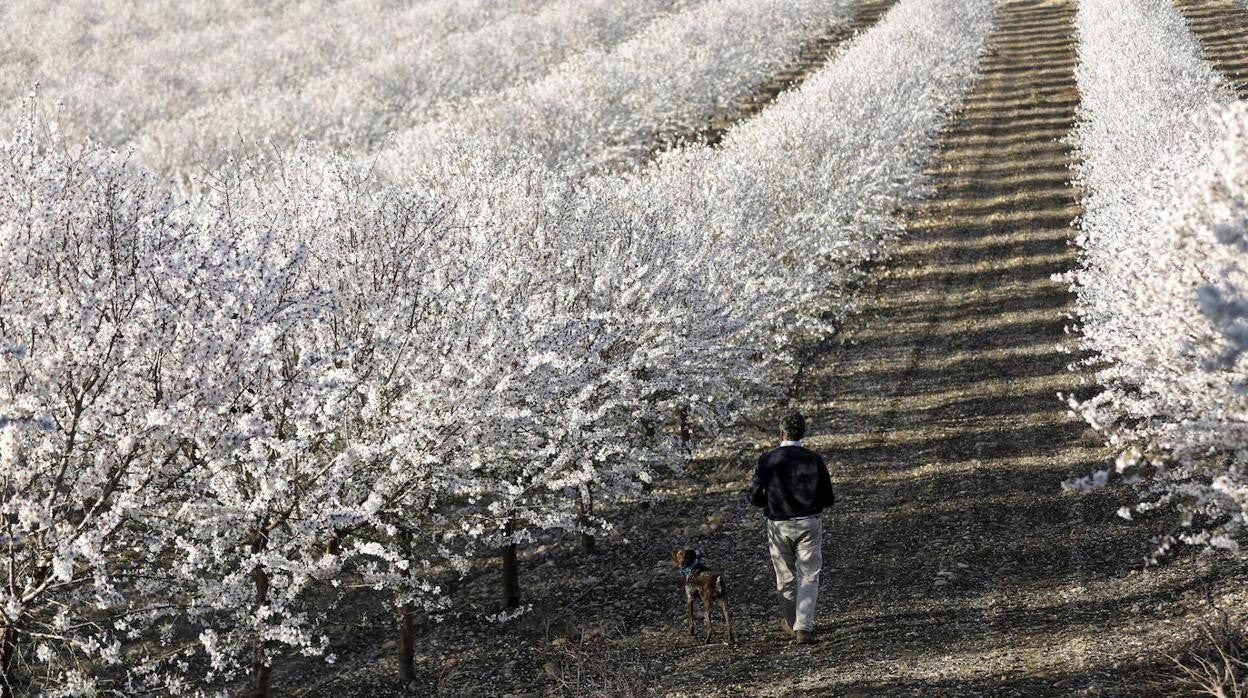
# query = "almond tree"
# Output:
<box><xmin>129</xmin><ymin>149</ymin><xmax>485</xmax><ymax>695</ymax></box>
<box><xmin>0</xmin><ymin>105</ymin><xmax>191</xmax><ymax>695</ymax></box>
<box><xmin>280</xmin><ymin>152</ymin><xmax>494</xmax><ymax>683</ymax></box>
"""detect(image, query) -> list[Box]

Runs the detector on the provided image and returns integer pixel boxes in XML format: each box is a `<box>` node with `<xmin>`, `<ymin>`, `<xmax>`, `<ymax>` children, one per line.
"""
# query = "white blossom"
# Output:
<box><xmin>1069</xmin><ymin>0</ymin><xmax>1248</xmax><ymax>554</ymax></box>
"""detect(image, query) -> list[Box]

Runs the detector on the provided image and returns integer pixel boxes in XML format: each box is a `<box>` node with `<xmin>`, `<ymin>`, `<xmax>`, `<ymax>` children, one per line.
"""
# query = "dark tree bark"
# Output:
<box><xmin>249</xmin><ymin>532</ymin><xmax>273</xmax><ymax>698</ymax></box>
<box><xmin>0</xmin><ymin>621</ymin><xmax>18</xmax><ymax>692</ymax></box>
<box><xmin>678</xmin><ymin>403</ymin><xmax>693</xmax><ymax>448</ymax></box>
<box><xmin>397</xmin><ymin>528</ymin><xmax>417</xmax><ymax>683</ymax></box>
<box><xmin>578</xmin><ymin>485</ymin><xmax>596</xmax><ymax>554</ymax></box>
<box><xmin>397</xmin><ymin>602</ymin><xmax>416</xmax><ymax>683</ymax></box>
<box><xmin>501</xmin><ymin>519</ymin><xmax>520</xmax><ymax>608</ymax></box>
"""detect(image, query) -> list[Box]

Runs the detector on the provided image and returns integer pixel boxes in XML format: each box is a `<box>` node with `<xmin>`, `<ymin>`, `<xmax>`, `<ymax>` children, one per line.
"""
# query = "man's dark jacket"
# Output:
<box><xmin>745</xmin><ymin>444</ymin><xmax>835</xmax><ymax>521</ymax></box>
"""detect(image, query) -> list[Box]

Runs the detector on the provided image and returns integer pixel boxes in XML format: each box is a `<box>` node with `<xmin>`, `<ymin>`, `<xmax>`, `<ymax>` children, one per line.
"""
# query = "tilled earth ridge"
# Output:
<box><xmin>1172</xmin><ymin>0</ymin><xmax>1248</xmax><ymax>97</ymax></box>
<box><xmin>276</xmin><ymin>1</ymin><xmax>1248</xmax><ymax>696</ymax></box>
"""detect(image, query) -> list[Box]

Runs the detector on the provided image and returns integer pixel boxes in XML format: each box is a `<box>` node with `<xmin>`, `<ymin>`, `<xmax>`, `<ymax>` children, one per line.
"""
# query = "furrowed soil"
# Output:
<box><xmin>278</xmin><ymin>0</ymin><xmax>1248</xmax><ymax>696</ymax></box>
<box><xmin>1173</xmin><ymin>0</ymin><xmax>1248</xmax><ymax>97</ymax></box>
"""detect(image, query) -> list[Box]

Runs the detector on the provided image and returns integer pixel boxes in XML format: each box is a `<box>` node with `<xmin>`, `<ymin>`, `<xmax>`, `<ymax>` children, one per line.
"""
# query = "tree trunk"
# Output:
<box><xmin>578</xmin><ymin>486</ymin><xmax>596</xmax><ymax>554</ymax></box>
<box><xmin>397</xmin><ymin>602</ymin><xmax>416</xmax><ymax>682</ymax></box>
<box><xmin>250</xmin><ymin>660</ymin><xmax>272</xmax><ymax>698</ymax></box>
<box><xmin>677</xmin><ymin>403</ymin><xmax>693</xmax><ymax>448</ymax></box>
<box><xmin>0</xmin><ymin>622</ymin><xmax>18</xmax><ymax>691</ymax></box>
<box><xmin>397</xmin><ymin>528</ymin><xmax>416</xmax><ymax>683</ymax></box>
<box><xmin>250</xmin><ymin>532</ymin><xmax>274</xmax><ymax>698</ymax></box>
<box><xmin>501</xmin><ymin>519</ymin><xmax>520</xmax><ymax>608</ymax></box>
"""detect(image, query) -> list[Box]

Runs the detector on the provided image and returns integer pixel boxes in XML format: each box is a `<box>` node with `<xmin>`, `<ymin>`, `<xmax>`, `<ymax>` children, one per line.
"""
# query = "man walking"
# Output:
<box><xmin>745</xmin><ymin>411</ymin><xmax>835</xmax><ymax>645</ymax></box>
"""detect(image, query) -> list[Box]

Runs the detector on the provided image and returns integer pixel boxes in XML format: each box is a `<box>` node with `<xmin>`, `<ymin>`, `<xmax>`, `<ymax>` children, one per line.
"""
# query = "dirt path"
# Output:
<box><xmin>1173</xmin><ymin>0</ymin><xmax>1248</xmax><ymax>97</ymax></box>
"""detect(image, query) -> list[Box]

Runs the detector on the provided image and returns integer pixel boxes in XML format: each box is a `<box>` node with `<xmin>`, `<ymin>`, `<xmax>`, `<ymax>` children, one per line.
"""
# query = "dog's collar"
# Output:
<box><xmin>680</xmin><ymin>560</ymin><xmax>703</xmax><ymax>577</ymax></box>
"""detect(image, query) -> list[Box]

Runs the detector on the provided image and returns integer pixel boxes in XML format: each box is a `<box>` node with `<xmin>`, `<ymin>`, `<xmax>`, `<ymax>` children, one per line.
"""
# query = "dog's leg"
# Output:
<box><xmin>685</xmin><ymin>588</ymin><xmax>695</xmax><ymax>637</ymax></box>
<box><xmin>720</xmin><ymin>597</ymin><xmax>734</xmax><ymax>645</ymax></box>
<box><xmin>702</xmin><ymin>595</ymin><xmax>714</xmax><ymax>645</ymax></box>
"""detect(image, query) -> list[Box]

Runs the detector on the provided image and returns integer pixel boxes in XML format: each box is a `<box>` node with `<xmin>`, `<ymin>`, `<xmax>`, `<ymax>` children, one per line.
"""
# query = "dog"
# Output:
<box><xmin>671</xmin><ymin>548</ymin><xmax>734</xmax><ymax>644</ymax></box>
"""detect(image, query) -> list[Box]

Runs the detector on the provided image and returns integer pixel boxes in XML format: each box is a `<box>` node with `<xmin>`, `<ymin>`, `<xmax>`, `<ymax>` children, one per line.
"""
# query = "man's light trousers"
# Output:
<box><xmin>766</xmin><ymin>515</ymin><xmax>823</xmax><ymax>632</ymax></box>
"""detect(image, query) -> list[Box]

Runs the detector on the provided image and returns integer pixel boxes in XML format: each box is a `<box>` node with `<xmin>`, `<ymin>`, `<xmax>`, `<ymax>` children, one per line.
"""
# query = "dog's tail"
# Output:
<box><xmin>714</xmin><ymin>573</ymin><xmax>725</xmax><ymax>595</ymax></box>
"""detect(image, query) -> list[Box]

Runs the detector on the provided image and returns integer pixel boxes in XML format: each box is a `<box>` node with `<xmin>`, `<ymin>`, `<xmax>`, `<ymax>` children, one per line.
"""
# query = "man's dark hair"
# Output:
<box><xmin>781</xmin><ymin>411</ymin><xmax>806</xmax><ymax>441</ymax></box>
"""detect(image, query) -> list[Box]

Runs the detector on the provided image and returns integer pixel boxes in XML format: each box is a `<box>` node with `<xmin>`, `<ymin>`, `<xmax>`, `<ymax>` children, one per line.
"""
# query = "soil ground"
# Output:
<box><xmin>1173</xmin><ymin>0</ymin><xmax>1248</xmax><ymax>97</ymax></box>
<box><xmin>276</xmin><ymin>0</ymin><xmax>1248</xmax><ymax>696</ymax></box>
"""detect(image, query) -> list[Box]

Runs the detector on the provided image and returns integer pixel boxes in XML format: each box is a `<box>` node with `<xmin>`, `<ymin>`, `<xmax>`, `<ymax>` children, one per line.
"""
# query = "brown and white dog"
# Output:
<box><xmin>671</xmin><ymin>548</ymin><xmax>734</xmax><ymax>644</ymax></box>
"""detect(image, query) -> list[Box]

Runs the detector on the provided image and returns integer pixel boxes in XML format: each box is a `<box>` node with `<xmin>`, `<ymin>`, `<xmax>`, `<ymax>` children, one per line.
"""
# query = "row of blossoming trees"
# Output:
<box><xmin>1</xmin><ymin>112</ymin><xmax>729</xmax><ymax>693</ymax></box>
<box><xmin>0</xmin><ymin>0</ymin><xmax>856</xmax><ymax>183</ymax></box>
<box><xmin>0</xmin><ymin>0</ymin><xmax>996</xmax><ymax>693</ymax></box>
<box><xmin>1066</xmin><ymin>0</ymin><xmax>1248</xmax><ymax>558</ymax></box>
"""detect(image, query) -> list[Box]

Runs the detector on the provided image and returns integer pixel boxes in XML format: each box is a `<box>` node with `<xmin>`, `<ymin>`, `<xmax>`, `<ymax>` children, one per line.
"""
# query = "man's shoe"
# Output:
<box><xmin>794</xmin><ymin>630</ymin><xmax>815</xmax><ymax>645</ymax></box>
<box><xmin>780</xmin><ymin>618</ymin><xmax>794</xmax><ymax>637</ymax></box>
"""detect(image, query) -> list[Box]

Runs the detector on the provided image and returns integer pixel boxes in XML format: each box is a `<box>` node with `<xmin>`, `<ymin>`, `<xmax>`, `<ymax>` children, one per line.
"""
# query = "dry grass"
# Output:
<box><xmin>542</xmin><ymin>626</ymin><xmax>658</xmax><ymax>698</ymax></box>
<box><xmin>1171</xmin><ymin>605</ymin><xmax>1248</xmax><ymax>698</ymax></box>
